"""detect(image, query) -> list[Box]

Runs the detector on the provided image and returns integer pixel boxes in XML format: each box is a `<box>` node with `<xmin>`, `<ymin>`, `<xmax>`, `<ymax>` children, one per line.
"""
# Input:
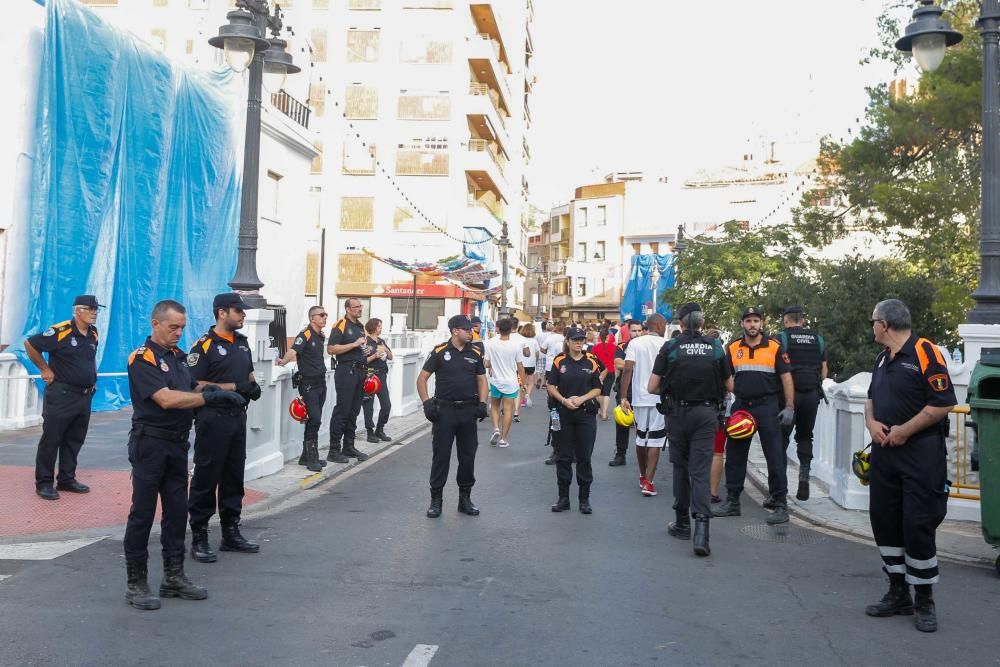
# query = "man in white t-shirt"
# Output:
<box><xmin>620</xmin><ymin>313</ymin><xmax>668</xmax><ymax>496</ymax></box>
<box><xmin>535</xmin><ymin>322</ymin><xmax>551</xmax><ymax>388</ymax></box>
<box><xmin>543</xmin><ymin>321</ymin><xmax>566</xmax><ymax>372</ymax></box>
<box><xmin>484</xmin><ymin>318</ymin><xmax>526</xmax><ymax>448</ymax></box>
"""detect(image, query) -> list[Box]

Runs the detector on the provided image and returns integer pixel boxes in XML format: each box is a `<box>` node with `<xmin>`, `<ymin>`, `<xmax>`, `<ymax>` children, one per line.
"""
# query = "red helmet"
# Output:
<box><xmin>363</xmin><ymin>374</ymin><xmax>382</xmax><ymax>396</ymax></box>
<box><xmin>288</xmin><ymin>397</ymin><xmax>308</xmax><ymax>423</ymax></box>
<box><xmin>725</xmin><ymin>410</ymin><xmax>757</xmax><ymax>440</ymax></box>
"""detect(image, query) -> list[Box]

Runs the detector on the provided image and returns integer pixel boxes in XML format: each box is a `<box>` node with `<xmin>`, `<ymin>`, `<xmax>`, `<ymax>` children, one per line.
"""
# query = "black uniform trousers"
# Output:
<box><xmin>780</xmin><ymin>388</ymin><xmax>821</xmax><ymax>466</ymax></box>
<box><xmin>188</xmin><ymin>409</ymin><xmax>247</xmax><ymax>530</ymax></box>
<box><xmin>667</xmin><ymin>404</ymin><xmax>717</xmax><ymax>518</ymax></box>
<box><xmin>869</xmin><ymin>431</ymin><xmax>948</xmax><ymax>585</ymax></box>
<box><xmin>330</xmin><ymin>364</ymin><xmax>365</xmax><ymax>447</ymax></box>
<box><xmin>299</xmin><ymin>376</ymin><xmax>327</xmax><ymax>442</ymax></box>
<box><xmin>555</xmin><ymin>407</ymin><xmax>596</xmax><ymax>497</ymax></box>
<box><xmin>724</xmin><ymin>396</ymin><xmax>788</xmax><ymax>501</ymax></box>
<box><xmin>362</xmin><ymin>369</ymin><xmax>391</xmax><ymax>431</ymax></box>
<box><xmin>123</xmin><ymin>428</ymin><xmax>189</xmax><ymax>563</ymax></box>
<box><xmin>429</xmin><ymin>402</ymin><xmax>479</xmax><ymax>490</ymax></box>
<box><xmin>35</xmin><ymin>384</ymin><xmax>93</xmax><ymax>486</ymax></box>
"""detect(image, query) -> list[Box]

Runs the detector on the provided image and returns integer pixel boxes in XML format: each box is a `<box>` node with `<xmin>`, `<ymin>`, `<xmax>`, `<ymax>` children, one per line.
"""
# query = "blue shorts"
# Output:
<box><xmin>490</xmin><ymin>385</ymin><xmax>519</xmax><ymax>400</ymax></box>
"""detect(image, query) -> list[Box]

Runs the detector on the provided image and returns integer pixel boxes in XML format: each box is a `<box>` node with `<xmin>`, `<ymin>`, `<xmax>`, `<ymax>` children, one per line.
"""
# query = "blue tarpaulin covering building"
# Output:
<box><xmin>620</xmin><ymin>254</ymin><xmax>675</xmax><ymax>321</ymax></box>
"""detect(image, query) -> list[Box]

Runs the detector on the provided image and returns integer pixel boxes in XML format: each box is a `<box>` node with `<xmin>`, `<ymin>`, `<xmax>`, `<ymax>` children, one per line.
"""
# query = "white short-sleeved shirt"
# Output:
<box><xmin>544</xmin><ymin>333</ymin><xmax>565</xmax><ymax>369</ymax></box>
<box><xmin>522</xmin><ymin>336</ymin><xmax>540</xmax><ymax>369</ymax></box>
<box><xmin>624</xmin><ymin>333</ymin><xmax>667</xmax><ymax>407</ymax></box>
<box><xmin>485</xmin><ymin>335</ymin><xmax>524</xmax><ymax>394</ymax></box>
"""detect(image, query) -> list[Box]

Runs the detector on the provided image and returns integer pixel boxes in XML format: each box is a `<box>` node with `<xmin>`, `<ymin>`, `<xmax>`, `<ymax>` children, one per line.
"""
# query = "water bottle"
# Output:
<box><xmin>550</xmin><ymin>408</ymin><xmax>561</xmax><ymax>432</ymax></box>
<box><xmin>952</xmin><ymin>347</ymin><xmax>963</xmax><ymax>364</ymax></box>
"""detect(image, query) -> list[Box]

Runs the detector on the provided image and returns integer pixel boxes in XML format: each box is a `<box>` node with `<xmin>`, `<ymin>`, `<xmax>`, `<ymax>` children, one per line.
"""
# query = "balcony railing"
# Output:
<box><xmin>469</xmin><ymin>82</ymin><xmax>508</xmax><ymax>129</ymax></box>
<box><xmin>468</xmin><ymin>138</ymin><xmax>506</xmax><ymax>173</ymax></box>
<box><xmin>467</xmin><ymin>190</ymin><xmax>503</xmax><ymax>219</ymax></box>
<box><xmin>270</xmin><ymin>90</ymin><xmax>311</xmax><ymax>130</ymax></box>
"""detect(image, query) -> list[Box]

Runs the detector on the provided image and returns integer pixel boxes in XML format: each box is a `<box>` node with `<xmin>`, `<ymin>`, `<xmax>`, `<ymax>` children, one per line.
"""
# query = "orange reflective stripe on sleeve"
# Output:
<box><xmin>915</xmin><ymin>338</ymin><xmax>945</xmax><ymax>374</ymax></box>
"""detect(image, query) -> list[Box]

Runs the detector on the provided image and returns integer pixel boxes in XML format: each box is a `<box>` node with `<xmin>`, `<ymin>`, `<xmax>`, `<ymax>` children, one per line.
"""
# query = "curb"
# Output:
<box><xmin>744</xmin><ymin>462</ymin><xmax>995</xmax><ymax>568</ymax></box>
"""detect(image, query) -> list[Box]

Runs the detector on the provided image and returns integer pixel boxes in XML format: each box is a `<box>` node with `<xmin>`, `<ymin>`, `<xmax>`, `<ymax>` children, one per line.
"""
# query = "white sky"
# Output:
<box><xmin>529</xmin><ymin>0</ymin><xmax>901</xmax><ymax>208</ymax></box>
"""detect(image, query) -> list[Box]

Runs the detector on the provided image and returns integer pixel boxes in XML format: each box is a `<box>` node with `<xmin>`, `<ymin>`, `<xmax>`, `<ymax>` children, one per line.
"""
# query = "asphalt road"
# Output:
<box><xmin>1</xmin><ymin>402</ymin><xmax>998</xmax><ymax>666</ymax></box>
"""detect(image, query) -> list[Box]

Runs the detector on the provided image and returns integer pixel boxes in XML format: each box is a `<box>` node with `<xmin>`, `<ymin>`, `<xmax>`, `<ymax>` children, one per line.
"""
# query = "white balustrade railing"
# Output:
<box><xmin>0</xmin><ymin>352</ymin><xmax>42</xmax><ymax>429</ymax></box>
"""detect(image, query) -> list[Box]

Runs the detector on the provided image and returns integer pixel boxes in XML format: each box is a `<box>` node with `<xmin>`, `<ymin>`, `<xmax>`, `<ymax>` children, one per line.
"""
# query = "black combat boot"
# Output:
<box><xmin>159</xmin><ymin>556</ymin><xmax>208</xmax><ymax>600</ymax></box>
<box><xmin>913</xmin><ymin>585</ymin><xmax>937</xmax><ymax>632</ymax></box>
<box><xmin>767</xmin><ymin>500</ymin><xmax>790</xmax><ymax>525</ymax></box>
<box><xmin>551</xmin><ymin>485</ymin><xmax>570</xmax><ymax>512</ymax></box>
<box><xmin>426</xmin><ymin>488</ymin><xmax>443</xmax><ymax>518</ymax></box>
<box><xmin>125</xmin><ymin>560</ymin><xmax>161</xmax><ymax>611</ymax></box>
<box><xmin>866</xmin><ymin>573</ymin><xmax>913</xmax><ymax>617</ymax></box>
<box><xmin>342</xmin><ymin>440</ymin><xmax>370</xmax><ymax>462</ymax></box>
<box><xmin>219</xmin><ymin>521</ymin><xmax>260</xmax><ymax>553</ymax></box>
<box><xmin>692</xmin><ymin>514</ymin><xmax>711</xmax><ymax>557</ymax></box>
<box><xmin>667</xmin><ymin>506</ymin><xmax>691</xmax><ymax>539</ymax></box>
<box><xmin>712</xmin><ymin>490</ymin><xmax>741</xmax><ymax>517</ymax></box>
<box><xmin>303</xmin><ymin>440</ymin><xmax>322</xmax><ymax>472</ymax></box>
<box><xmin>297</xmin><ymin>442</ymin><xmax>309</xmax><ymax>466</ymax></box>
<box><xmin>327</xmin><ymin>441</ymin><xmax>349</xmax><ymax>464</ymax></box>
<box><xmin>796</xmin><ymin>464</ymin><xmax>811</xmax><ymax>501</ymax></box>
<box><xmin>457</xmin><ymin>487</ymin><xmax>480</xmax><ymax>516</ymax></box>
<box><xmin>762</xmin><ymin>495</ymin><xmax>777</xmax><ymax>510</ymax></box>
<box><xmin>579</xmin><ymin>486</ymin><xmax>592</xmax><ymax>514</ymax></box>
<box><xmin>190</xmin><ymin>526</ymin><xmax>216</xmax><ymax>563</ymax></box>
<box><xmin>366</xmin><ymin>429</ymin><xmax>379</xmax><ymax>443</ymax></box>
<box><xmin>609</xmin><ymin>445</ymin><xmax>626</xmax><ymax>467</ymax></box>
<box><xmin>375</xmin><ymin>428</ymin><xmax>392</xmax><ymax>442</ymax></box>
<box><xmin>544</xmin><ymin>446</ymin><xmax>557</xmax><ymax>465</ymax></box>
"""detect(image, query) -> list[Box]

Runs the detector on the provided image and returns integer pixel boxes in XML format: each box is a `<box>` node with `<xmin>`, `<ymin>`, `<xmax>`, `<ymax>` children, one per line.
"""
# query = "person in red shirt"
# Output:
<box><xmin>591</xmin><ymin>328</ymin><xmax>618</xmax><ymax>420</ymax></box>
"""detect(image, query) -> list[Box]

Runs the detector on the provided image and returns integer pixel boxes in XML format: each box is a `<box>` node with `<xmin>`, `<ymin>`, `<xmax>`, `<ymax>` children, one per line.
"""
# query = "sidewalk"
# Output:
<box><xmin>0</xmin><ymin>409</ymin><xmax>430</xmax><ymax>542</ymax></box>
<box><xmin>744</xmin><ymin>447</ymin><xmax>999</xmax><ymax>568</ymax></box>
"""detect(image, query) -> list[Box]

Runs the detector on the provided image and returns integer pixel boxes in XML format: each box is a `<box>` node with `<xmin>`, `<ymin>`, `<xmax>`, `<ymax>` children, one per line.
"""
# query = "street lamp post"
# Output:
<box><xmin>497</xmin><ymin>219</ymin><xmax>513</xmax><ymax>318</ymax></box>
<box><xmin>895</xmin><ymin>0</ymin><xmax>1000</xmax><ymax>323</ymax></box>
<box><xmin>210</xmin><ymin>0</ymin><xmax>300</xmax><ymax>308</ymax></box>
<box><xmin>531</xmin><ymin>260</ymin><xmax>548</xmax><ymax>319</ymax></box>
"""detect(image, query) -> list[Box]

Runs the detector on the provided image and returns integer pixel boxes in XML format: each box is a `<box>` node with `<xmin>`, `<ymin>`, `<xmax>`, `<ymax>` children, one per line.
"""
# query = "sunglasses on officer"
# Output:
<box><xmin>870</xmin><ymin>318</ymin><xmax>886</xmax><ymax>328</ymax></box>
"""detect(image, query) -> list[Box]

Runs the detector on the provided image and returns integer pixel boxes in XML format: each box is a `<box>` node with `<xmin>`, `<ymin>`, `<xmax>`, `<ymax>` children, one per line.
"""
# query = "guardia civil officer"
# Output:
<box><xmin>609</xmin><ymin>319</ymin><xmax>643</xmax><ymax>466</ymax></box>
<box><xmin>777</xmin><ymin>305</ymin><xmax>828</xmax><ymax>501</ymax></box>
<box><xmin>326</xmin><ymin>298</ymin><xmax>371</xmax><ymax>463</ymax></box>
<box><xmin>712</xmin><ymin>307</ymin><xmax>795</xmax><ymax>524</ymax></box>
<box><xmin>123</xmin><ymin>300</ymin><xmax>245</xmax><ymax>611</ymax></box>
<box><xmin>864</xmin><ymin>299</ymin><xmax>955</xmax><ymax>633</ymax></box>
<box><xmin>416</xmin><ymin>315</ymin><xmax>489</xmax><ymax>518</ymax></box>
<box><xmin>24</xmin><ymin>295</ymin><xmax>103</xmax><ymax>500</ymax></box>
<box><xmin>547</xmin><ymin>327</ymin><xmax>604</xmax><ymax>514</ymax></box>
<box><xmin>276</xmin><ymin>305</ymin><xmax>329</xmax><ymax>471</ymax></box>
<box><xmin>186</xmin><ymin>293</ymin><xmax>263</xmax><ymax>564</ymax></box>
<box><xmin>648</xmin><ymin>303</ymin><xmax>732</xmax><ymax>556</ymax></box>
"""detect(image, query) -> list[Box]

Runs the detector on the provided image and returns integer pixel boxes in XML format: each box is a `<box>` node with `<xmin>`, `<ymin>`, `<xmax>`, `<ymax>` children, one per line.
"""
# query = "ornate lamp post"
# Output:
<box><xmin>497</xmin><ymin>219</ymin><xmax>514</xmax><ymax>318</ymax></box>
<box><xmin>210</xmin><ymin>1</ymin><xmax>300</xmax><ymax>308</ymax></box>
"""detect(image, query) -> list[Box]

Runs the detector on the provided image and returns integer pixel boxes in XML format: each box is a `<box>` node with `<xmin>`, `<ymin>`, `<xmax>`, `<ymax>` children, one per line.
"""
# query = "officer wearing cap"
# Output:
<box><xmin>186</xmin><ymin>293</ymin><xmax>263</xmax><ymax>563</ymax></box>
<box><xmin>547</xmin><ymin>326</ymin><xmax>605</xmax><ymax>514</ymax></box>
<box><xmin>416</xmin><ymin>314</ymin><xmax>489</xmax><ymax>518</ymax></box>
<box><xmin>713</xmin><ymin>306</ymin><xmax>795</xmax><ymax>524</ymax></box>
<box><xmin>276</xmin><ymin>305</ymin><xmax>329</xmax><ymax>472</ymax></box>
<box><xmin>864</xmin><ymin>299</ymin><xmax>955</xmax><ymax>633</ymax></box>
<box><xmin>777</xmin><ymin>305</ymin><xmax>828</xmax><ymax>501</ymax></box>
<box><xmin>648</xmin><ymin>303</ymin><xmax>732</xmax><ymax>556</ymax></box>
<box><xmin>123</xmin><ymin>299</ymin><xmax>245</xmax><ymax>611</ymax></box>
<box><xmin>24</xmin><ymin>294</ymin><xmax>104</xmax><ymax>500</ymax></box>
<box><xmin>326</xmin><ymin>297</ymin><xmax>371</xmax><ymax>463</ymax></box>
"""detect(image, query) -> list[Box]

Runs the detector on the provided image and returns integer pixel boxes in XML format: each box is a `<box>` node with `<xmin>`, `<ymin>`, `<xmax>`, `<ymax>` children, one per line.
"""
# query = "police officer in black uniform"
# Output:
<box><xmin>362</xmin><ymin>317</ymin><xmax>393</xmax><ymax>444</ymax></box>
<box><xmin>327</xmin><ymin>298</ymin><xmax>371</xmax><ymax>463</ymax></box>
<box><xmin>123</xmin><ymin>300</ymin><xmax>244</xmax><ymax>611</ymax></box>
<box><xmin>186</xmin><ymin>293</ymin><xmax>263</xmax><ymax>564</ymax></box>
<box><xmin>24</xmin><ymin>295</ymin><xmax>103</xmax><ymax>500</ymax></box>
<box><xmin>777</xmin><ymin>305</ymin><xmax>828</xmax><ymax>501</ymax></box>
<box><xmin>416</xmin><ymin>315</ymin><xmax>489</xmax><ymax>518</ymax></box>
<box><xmin>649</xmin><ymin>303</ymin><xmax>732</xmax><ymax>556</ymax></box>
<box><xmin>609</xmin><ymin>319</ymin><xmax>643</xmax><ymax>467</ymax></box>
<box><xmin>276</xmin><ymin>305</ymin><xmax>329</xmax><ymax>471</ymax></box>
<box><xmin>864</xmin><ymin>299</ymin><xmax>955</xmax><ymax>633</ymax></box>
<box><xmin>547</xmin><ymin>327</ymin><xmax>604</xmax><ymax>514</ymax></box>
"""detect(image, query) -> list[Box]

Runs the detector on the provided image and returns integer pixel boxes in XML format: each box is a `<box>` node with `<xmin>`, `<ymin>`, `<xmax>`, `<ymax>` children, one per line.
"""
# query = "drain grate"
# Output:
<box><xmin>740</xmin><ymin>523</ymin><xmax>829</xmax><ymax>545</ymax></box>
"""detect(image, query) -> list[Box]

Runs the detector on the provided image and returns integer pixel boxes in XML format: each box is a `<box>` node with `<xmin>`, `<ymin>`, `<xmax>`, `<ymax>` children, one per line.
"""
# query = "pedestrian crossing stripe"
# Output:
<box><xmin>0</xmin><ymin>537</ymin><xmax>105</xmax><ymax>561</ymax></box>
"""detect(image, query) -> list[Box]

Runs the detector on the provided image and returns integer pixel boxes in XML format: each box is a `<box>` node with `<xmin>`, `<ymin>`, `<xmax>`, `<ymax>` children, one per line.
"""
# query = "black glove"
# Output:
<box><xmin>423</xmin><ymin>399</ymin><xmax>439</xmax><ymax>423</ymax></box>
<box><xmin>235</xmin><ymin>380</ymin><xmax>262</xmax><ymax>401</ymax></box>
<box><xmin>203</xmin><ymin>386</ymin><xmax>246</xmax><ymax>408</ymax></box>
<box><xmin>476</xmin><ymin>402</ymin><xmax>489</xmax><ymax>422</ymax></box>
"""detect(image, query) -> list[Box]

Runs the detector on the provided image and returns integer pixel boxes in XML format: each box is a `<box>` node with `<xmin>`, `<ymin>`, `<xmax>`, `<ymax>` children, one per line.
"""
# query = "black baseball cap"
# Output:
<box><xmin>677</xmin><ymin>302</ymin><xmax>702</xmax><ymax>320</ymax></box>
<box><xmin>449</xmin><ymin>315</ymin><xmax>473</xmax><ymax>330</ymax></box>
<box><xmin>213</xmin><ymin>292</ymin><xmax>251</xmax><ymax>312</ymax></box>
<box><xmin>73</xmin><ymin>295</ymin><xmax>105</xmax><ymax>309</ymax></box>
<box><xmin>565</xmin><ymin>327</ymin><xmax>587</xmax><ymax>341</ymax></box>
<box><xmin>741</xmin><ymin>306</ymin><xmax>763</xmax><ymax>320</ymax></box>
<box><xmin>782</xmin><ymin>305</ymin><xmax>804</xmax><ymax>316</ymax></box>
<box><xmin>470</xmin><ymin>316</ymin><xmax>482</xmax><ymax>325</ymax></box>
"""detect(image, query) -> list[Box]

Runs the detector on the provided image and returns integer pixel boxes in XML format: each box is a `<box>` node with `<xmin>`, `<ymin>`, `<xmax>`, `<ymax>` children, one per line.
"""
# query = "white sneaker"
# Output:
<box><xmin>526</xmin><ymin>395</ymin><xmax>533</xmax><ymax>407</ymax></box>
<box><xmin>490</xmin><ymin>430</ymin><xmax>500</xmax><ymax>447</ymax></box>
<box><xmin>499</xmin><ymin>439</ymin><xmax>509</xmax><ymax>448</ymax></box>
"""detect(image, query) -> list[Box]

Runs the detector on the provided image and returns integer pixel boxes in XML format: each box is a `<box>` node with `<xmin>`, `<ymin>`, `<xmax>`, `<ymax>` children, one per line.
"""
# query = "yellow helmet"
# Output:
<box><xmin>613</xmin><ymin>405</ymin><xmax>634</xmax><ymax>428</ymax></box>
<box><xmin>852</xmin><ymin>445</ymin><xmax>872</xmax><ymax>486</ymax></box>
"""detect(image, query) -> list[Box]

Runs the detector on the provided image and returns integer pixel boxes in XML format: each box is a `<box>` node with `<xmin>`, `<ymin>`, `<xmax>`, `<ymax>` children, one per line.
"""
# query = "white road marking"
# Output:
<box><xmin>401</xmin><ymin>644</ymin><xmax>438</xmax><ymax>667</ymax></box>
<box><xmin>0</xmin><ymin>575</ymin><xmax>11</xmax><ymax>582</ymax></box>
<box><xmin>0</xmin><ymin>537</ymin><xmax>105</xmax><ymax>561</ymax></box>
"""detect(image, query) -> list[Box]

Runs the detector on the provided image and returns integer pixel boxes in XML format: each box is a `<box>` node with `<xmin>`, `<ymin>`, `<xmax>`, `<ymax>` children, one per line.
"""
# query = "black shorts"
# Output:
<box><xmin>601</xmin><ymin>374</ymin><xmax>614</xmax><ymax>397</ymax></box>
<box><xmin>524</xmin><ymin>367</ymin><xmax>536</xmax><ymax>376</ymax></box>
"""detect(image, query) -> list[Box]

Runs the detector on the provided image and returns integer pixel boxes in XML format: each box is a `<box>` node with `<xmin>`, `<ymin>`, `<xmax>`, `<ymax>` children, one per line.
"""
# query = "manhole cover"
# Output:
<box><xmin>740</xmin><ymin>523</ymin><xmax>828</xmax><ymax>545</ymax></box>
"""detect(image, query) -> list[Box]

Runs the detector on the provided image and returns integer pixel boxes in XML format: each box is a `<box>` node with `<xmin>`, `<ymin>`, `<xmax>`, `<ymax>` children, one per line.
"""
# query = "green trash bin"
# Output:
<box><xmin>967</xmin><ymin>348</ymin><xmax>1000</xmax><ymax>576</ymax></box>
